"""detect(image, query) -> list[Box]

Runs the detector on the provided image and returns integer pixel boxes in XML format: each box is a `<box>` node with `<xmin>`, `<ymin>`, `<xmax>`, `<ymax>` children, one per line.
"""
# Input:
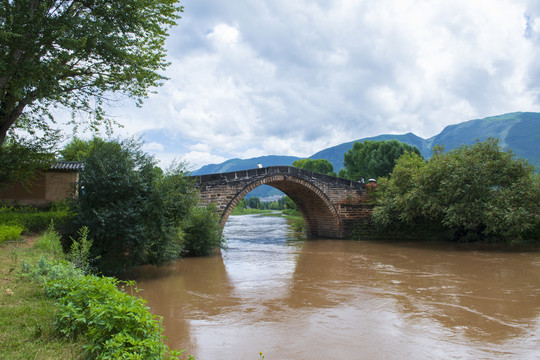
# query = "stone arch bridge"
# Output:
<box><xmin>190</xmin><ymin>166</ymin><xmax>373</xmax><ymax>239</ymax></box>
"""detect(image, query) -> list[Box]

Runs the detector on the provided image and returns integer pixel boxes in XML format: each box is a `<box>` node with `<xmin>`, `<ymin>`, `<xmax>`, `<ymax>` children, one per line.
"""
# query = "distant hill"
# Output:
<box><xmin>191</xmin><ymin>112</ymin><xmax>540</xmax><ymax>198</ymax></box>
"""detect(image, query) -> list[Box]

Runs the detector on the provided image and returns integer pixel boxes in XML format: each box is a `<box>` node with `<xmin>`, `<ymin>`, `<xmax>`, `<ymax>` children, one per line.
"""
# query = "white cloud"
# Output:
<box><xmin>142</xmin><ymin>142</ymin><xmax>164</xmax><ymax>152</ymax></box>
<box><xmin>87</xmin><ymin>0</ymin><xmax>540</xmax><ymax>170</ymax></box>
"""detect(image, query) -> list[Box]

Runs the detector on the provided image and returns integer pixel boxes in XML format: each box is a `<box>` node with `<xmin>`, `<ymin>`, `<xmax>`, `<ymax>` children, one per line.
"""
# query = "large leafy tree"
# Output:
<box><xmin>339</xmin><ymin>140</ymin><xmax>423</xmax><ymax>180</ymax></box>
<box><xmin>373</xmin><ymin>139</ymin><xmax>540</xmax><ymax>242</ymax></box>
<box><xmin>0</xmin><ymin>0</ymin><xmax>182</xmax><ymax>145</ymax></box>
<box><xmin>293</xmin><ymin>158</ymin><xmax>336</xmax><ymax>176</ymax></box>
<box><xmin>58</xmin><ymin>136</ymin><xmax>106</xmax><ymax>161</ymax></box>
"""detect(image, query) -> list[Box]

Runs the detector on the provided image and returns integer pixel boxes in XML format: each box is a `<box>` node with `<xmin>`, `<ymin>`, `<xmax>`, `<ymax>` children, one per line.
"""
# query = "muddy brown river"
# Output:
<box><xmin>126</xmin><ymin>214</ymin><xmax>540</xmax><ymax>359</ymax></box>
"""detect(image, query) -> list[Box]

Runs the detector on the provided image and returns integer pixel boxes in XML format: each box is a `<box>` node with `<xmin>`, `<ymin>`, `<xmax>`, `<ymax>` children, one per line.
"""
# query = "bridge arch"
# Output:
<box><xmin>192</xmin><ymin>166</ymin><xmax>369</xmax><ymax>239</ymax></box>
<box><xmin>221</xmin><ymin>174</ymin><xmax>343</xmax><ymax>238</ymax></box>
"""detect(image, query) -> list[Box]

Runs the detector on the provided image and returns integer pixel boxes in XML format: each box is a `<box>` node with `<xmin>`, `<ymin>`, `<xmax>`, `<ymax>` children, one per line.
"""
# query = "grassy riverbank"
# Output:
<box><xmin>229</xmin><ymin>207</ymin><xmax>275</xmax><ymax>216</ymax></box>
<box><xmin>0</xmin><ymin>233</ymin><xmax>192</xmax><ymax>360</ymax></box>
<box><xmin>0</xmin><ymin>236</ymin><xmax>87</xmax><ymax>359</ymax></box>
<box><xmin>230</xmin><ymin>208</ymin><xmax>307</xmax><ymax>233</ymax></box>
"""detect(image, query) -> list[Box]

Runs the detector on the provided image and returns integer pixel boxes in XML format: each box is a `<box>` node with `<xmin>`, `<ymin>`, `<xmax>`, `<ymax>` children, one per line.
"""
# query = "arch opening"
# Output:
<box><xmin>221</xmin><ymin>175</ymin><xmax>343</xmax><ymax>238</ymax></box>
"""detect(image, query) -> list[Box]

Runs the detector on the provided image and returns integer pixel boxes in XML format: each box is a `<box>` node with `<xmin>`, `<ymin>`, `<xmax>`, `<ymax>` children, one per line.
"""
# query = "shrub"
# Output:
<box><xmin>373</xmin><ymin>139</ymin><xmax>540</xmax><ymax>242</ymax></box>
<box><xmin>0</xmin><ymin>205</ymin><xmax>74</xmax><ymax>233</ymax></box>
<box><xmin>68</xmin><ymin>138</ymin><xmax>198</xmax><ymax>275</ymax></box>
<box><xmin>22</xmin><ymin>258</ymin><xmax>188</xmax><ymax>359</ymax></box>
<box><xmin>34</xmin><ymin>221</ymin><xmax>64</xmax><ymax>257</ymax></box>
<box><xmin>0</xmin><ymin>224</ymin><xmax>23</xmax><ymax>244</ymax></box>
<box><xmin>181</xmin><ymin>205</ymin><xmax>224</xmax><ymax>256</ymax></box>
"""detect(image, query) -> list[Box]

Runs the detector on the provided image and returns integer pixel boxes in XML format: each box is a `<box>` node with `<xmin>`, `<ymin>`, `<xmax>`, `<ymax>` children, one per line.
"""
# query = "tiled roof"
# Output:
<box><xmin>49</xmin><ymin>161</ymin><xmax>85</xmax><ymax>172</ymax></box>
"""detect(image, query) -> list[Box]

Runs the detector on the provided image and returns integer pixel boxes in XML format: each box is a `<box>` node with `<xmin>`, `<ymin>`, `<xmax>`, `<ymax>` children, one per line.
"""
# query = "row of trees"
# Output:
<box><xmin>292</xmin><ymin>140</ymin><xmax>422</xmax><ymax>181</ymax></box>
<box><xmin>234</xmin><ymin>195</ymin><xmax>297</xmax><ymax>211</ymax></box>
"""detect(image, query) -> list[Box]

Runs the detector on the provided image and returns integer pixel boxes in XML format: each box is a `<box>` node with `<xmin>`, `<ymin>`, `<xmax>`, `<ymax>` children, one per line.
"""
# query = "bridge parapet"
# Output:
<box><xmin>190</xmin><ymin>166</ymin><xmax>372</xmax><ymax>239</ymax></box>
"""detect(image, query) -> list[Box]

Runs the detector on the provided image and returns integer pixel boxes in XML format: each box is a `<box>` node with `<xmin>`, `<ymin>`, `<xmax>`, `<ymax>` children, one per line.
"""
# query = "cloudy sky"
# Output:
<box><xmin>102</xmin><ymin>0</ymin><xmax>540</xmax><ymax>170</ymax></box>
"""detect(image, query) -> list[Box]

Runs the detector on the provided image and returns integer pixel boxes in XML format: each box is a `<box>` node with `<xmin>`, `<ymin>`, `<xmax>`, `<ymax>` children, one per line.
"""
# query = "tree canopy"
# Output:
<box><xmin>0</xmin><ymin>0</ymin><xmax>183</xmax><ymax>144</ymax></box>
<box><xmin>59</xmin><ymin>136</ymin><xmax>106</xmax><ymax>161</ymax></box>
<box><xmin>372</xmin><ymin>138</ymin><xmax>540</xmax><ymax>242</ymax></box>
<box><xmin>338</xmin><ymin>140</ymin><xmax>423</xmax><ymax>181</ymax></box>
<box><xmin>292</xmin><ymin>158</ymin><xmax>336</xmax><ymax>176</ymax></box>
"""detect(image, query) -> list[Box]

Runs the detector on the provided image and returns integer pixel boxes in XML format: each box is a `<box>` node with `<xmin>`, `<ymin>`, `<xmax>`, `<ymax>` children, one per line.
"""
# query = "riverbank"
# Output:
<box><xmin>0</xmin><ymin>233</ymin><xmax>192</xmax><ymax>360</ymax></box>
<box><xmin>0</xmin><ymin>236</ymin><xmax>87</xmax><ymax>359</ymax></box>
<box><xmin>229</xmin><ymin>208</ymin><xmax>306</xmax><ymax>233</ymax></box>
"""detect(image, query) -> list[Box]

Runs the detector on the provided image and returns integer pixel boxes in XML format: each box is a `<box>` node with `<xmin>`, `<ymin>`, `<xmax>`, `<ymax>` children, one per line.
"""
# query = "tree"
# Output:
<box><xmin>339</xmin><ymin>140</ymin><xmax>423</xmax><ymax>181</ymax></box>
<box><xmin>293</xmin><ymin>158</ymin><xmax>336</xmax><ymax>176</ymax></box>
<box><xmin>68</xmin><ymin>137</ymin><xmax>197</xmax><ymax>274</ymax></box>
<box><xmin>58</xmin><ymin>137</ymin><xmax>106</xmax><ymax>161</ymax></box>
<box><xmin>248</xmin><ymin>196</ymin><xmax>262</xmax><ymax>209</ymax></box>
<box><xmin>373</xmin><ymin>139</ymin><xmax>540</xmax><ymax>242</ymax></box>
<box><xmin>0</xmin><ymin>0</ymin><xmax>183</xmax><ymax>145</ymax></box>
<box><xmin>0</xmin><ymin>138</ymin><xmax>55</xmax><ymax>188</ymax></box>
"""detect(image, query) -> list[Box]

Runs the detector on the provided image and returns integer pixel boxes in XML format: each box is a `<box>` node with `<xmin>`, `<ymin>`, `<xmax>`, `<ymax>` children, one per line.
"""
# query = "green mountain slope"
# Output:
<box><xmin>192</xmin><ymin>112</ymin><xmax>540</xmax><ymax>176</ymax></box>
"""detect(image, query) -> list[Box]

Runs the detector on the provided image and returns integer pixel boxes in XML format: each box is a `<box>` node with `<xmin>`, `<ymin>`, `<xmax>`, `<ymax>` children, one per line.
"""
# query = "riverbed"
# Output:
<box><xmin>126</xmin><ymin>214</ymin><xmax>540</xmax><ymax>359</ymax></box>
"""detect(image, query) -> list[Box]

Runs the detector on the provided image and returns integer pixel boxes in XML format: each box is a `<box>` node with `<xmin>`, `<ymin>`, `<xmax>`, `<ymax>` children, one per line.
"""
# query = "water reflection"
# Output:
<box><xmin>126</xmin><ymin>214</ymin><xmax>540</xmax><ymax>359</ymax></box>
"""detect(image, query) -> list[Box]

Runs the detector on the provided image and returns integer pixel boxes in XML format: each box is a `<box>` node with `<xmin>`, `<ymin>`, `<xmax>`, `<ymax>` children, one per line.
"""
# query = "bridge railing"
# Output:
<box><xmin>189</xmin><ymin>166</ymin><xmax>364</xmax><ymax>189</ymax></box>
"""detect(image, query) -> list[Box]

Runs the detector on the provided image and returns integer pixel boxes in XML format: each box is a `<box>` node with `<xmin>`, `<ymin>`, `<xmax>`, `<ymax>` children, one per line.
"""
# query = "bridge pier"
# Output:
<box><xmin>191</xmin><ymin>166</ymin><xmax>373</xmax><ymax>239</ymax></box>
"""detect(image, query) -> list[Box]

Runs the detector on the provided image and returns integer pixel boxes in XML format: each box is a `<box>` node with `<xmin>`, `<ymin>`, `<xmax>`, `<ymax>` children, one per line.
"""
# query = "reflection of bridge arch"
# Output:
<box><xmin>191</xmin><ymin>166</ymin><xmax>372</xmax><ymax>239</ymax></box>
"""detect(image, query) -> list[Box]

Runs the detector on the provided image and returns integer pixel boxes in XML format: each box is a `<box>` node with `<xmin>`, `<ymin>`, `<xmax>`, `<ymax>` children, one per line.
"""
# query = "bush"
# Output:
<box><xmin>373</xmin><ymin>139</ymin><xmax>540</xmax><ymax>243</ymax></box>
<box><xmin>0</xmin><ymin>204</ymin><xmax>74</xmax><ymax>233</ymax></box>
<box><xmin>68</xmin><ymin>138</ymin><xmax>199</xmax><ymax>275</ymax></box>
<box><xmin>181</xmin><ymin>205</ymin><xmax>224</xmax><ymax>256</ymax></box>
<box><xmin>0</xmin><ymin>224</ymin><xmax>23</xmax><ymax>243</ymax></box>
<box><xmin>22</xmin><ymin>258</ymin><xmax>189</xmax><ymax>360</ymax></box>
<box><xmin>34</xmin><ymin>221</ymin><xmax>64</xmax><ymax>257</ymax></box>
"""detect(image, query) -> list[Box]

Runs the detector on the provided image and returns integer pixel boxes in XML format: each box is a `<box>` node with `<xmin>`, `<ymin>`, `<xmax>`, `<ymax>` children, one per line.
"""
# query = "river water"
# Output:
<box><xmin>127</xmin><ymin>214</ymin><xmax>540</xmax><ymax>359</ymax></box>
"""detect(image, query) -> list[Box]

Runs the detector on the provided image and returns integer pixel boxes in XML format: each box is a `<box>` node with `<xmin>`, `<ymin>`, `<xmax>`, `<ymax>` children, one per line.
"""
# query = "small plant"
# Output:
<box><xmin>34</xmin><ymin>220</ymin><xmax>63</xmax><ymax>257</ymax></box>
<box><xmin>0</xmin><ymin>224</ymin><xmax>24</xmax><ymax>244</ymax></box>
<box><xmin>67</xmin><ymin>226</ymin><xmax>97</xmax><ymax>274</ymax></box>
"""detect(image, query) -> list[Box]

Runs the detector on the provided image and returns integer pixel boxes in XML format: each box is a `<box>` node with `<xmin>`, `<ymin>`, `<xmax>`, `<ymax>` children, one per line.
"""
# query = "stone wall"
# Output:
<box><xmin>0</xmin><ymin>171</ymin><xmax>78</xmax><ymax>206</ymax></box>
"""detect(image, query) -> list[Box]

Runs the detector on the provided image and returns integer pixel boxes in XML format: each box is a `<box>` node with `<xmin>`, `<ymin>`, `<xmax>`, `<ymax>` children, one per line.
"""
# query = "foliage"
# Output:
<box><xmin>230</xmin><ymin>207</ymin><xmax>273</xmax><ymax>216</ymax></box>
<box><xmin>0</xmin><ymin>137</ymin><xmax>56</xmax><ymax>188</ymax></box>
<box><xmin>0</xmin><ymin>242</ymin><xmax>87</xmax><ymax>359</ymax></box>
<box><xmin>69</xmin><ymin>138</ymin><xmax>198</xmax><ymax>274</ymax></box>
<box><xmin>0</xmin><ymin>224</ymin><xmax>23</xmax><ymax>243</ymax></box>
<box><xmin>231</xmin><ymin>195</ymin><xmax>298</xmax><ymax>214</ymax></box>
<box><xmin>0</xmin><ymin>204</ymin><xmax>74</xmax><ymax>233</ymax></box>
<box><xmin>21</xmin><ymin>257</ymin><xmax>188</xmax><ymax>360</ymax></box>
<box><xmin>248</xmin><ymin>196</ymin><xmax>263</xmax><ymax>209</ymax></box>
<box><xmin>292</xmin><ymin>158</ymin><xmax>336</xmax><ymax>176</ymax></box>
<box><xmin>0</xmin><ymin>0</ymin><xmax>183</xmax><ymax>145</ymax></box>
<box><xmin>373</xmin><ymin>139</ymin><xmax>540</xmax><ymax>243</ymax></box>
<box><xmin>339</xmin><ymin>140</ymin><xmax>423</xmax><ymax>181</ymax></box>
<box><xmin>181</xmin><ymin>205</ymin><xmax>224</xmax><ymax>256</ymax></box>
<box><xmin>34</xmin><ymin>221</ymin><xmax>65</xmax><ymax>257</ymax></box>
<box><xmin>59</xmin><ymin>136</ymin><xmax>107</xmax><ymax>161</ymax></box>
<box><xmin>66</xmin><ymin>226</ymin><xmax>97</xmax><ymax>274</ymax></box>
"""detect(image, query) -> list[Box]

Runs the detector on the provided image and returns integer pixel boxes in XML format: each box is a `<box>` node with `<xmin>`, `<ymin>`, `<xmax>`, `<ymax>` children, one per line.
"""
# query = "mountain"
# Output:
<box><xmin>192</xmin><ymin>155</ymin><xmax>301</xmax><ymax>175</ymax></box>
<box><xmin>191</xmin><ymin>112</ymin><xmax>540</xmax><ymax>192</ymax></box>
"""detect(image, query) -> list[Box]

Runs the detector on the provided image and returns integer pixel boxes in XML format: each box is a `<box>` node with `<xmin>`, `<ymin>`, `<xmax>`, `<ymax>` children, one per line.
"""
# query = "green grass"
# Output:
<box><xmin>0</xmin><ymin>239</ymin><xmax>87</xmax><ymax>359</ymax></box>
<box><xmin>229</xmin><ymin>207</ymin><xmax>274</xmax><ymax>215</ymax></box>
